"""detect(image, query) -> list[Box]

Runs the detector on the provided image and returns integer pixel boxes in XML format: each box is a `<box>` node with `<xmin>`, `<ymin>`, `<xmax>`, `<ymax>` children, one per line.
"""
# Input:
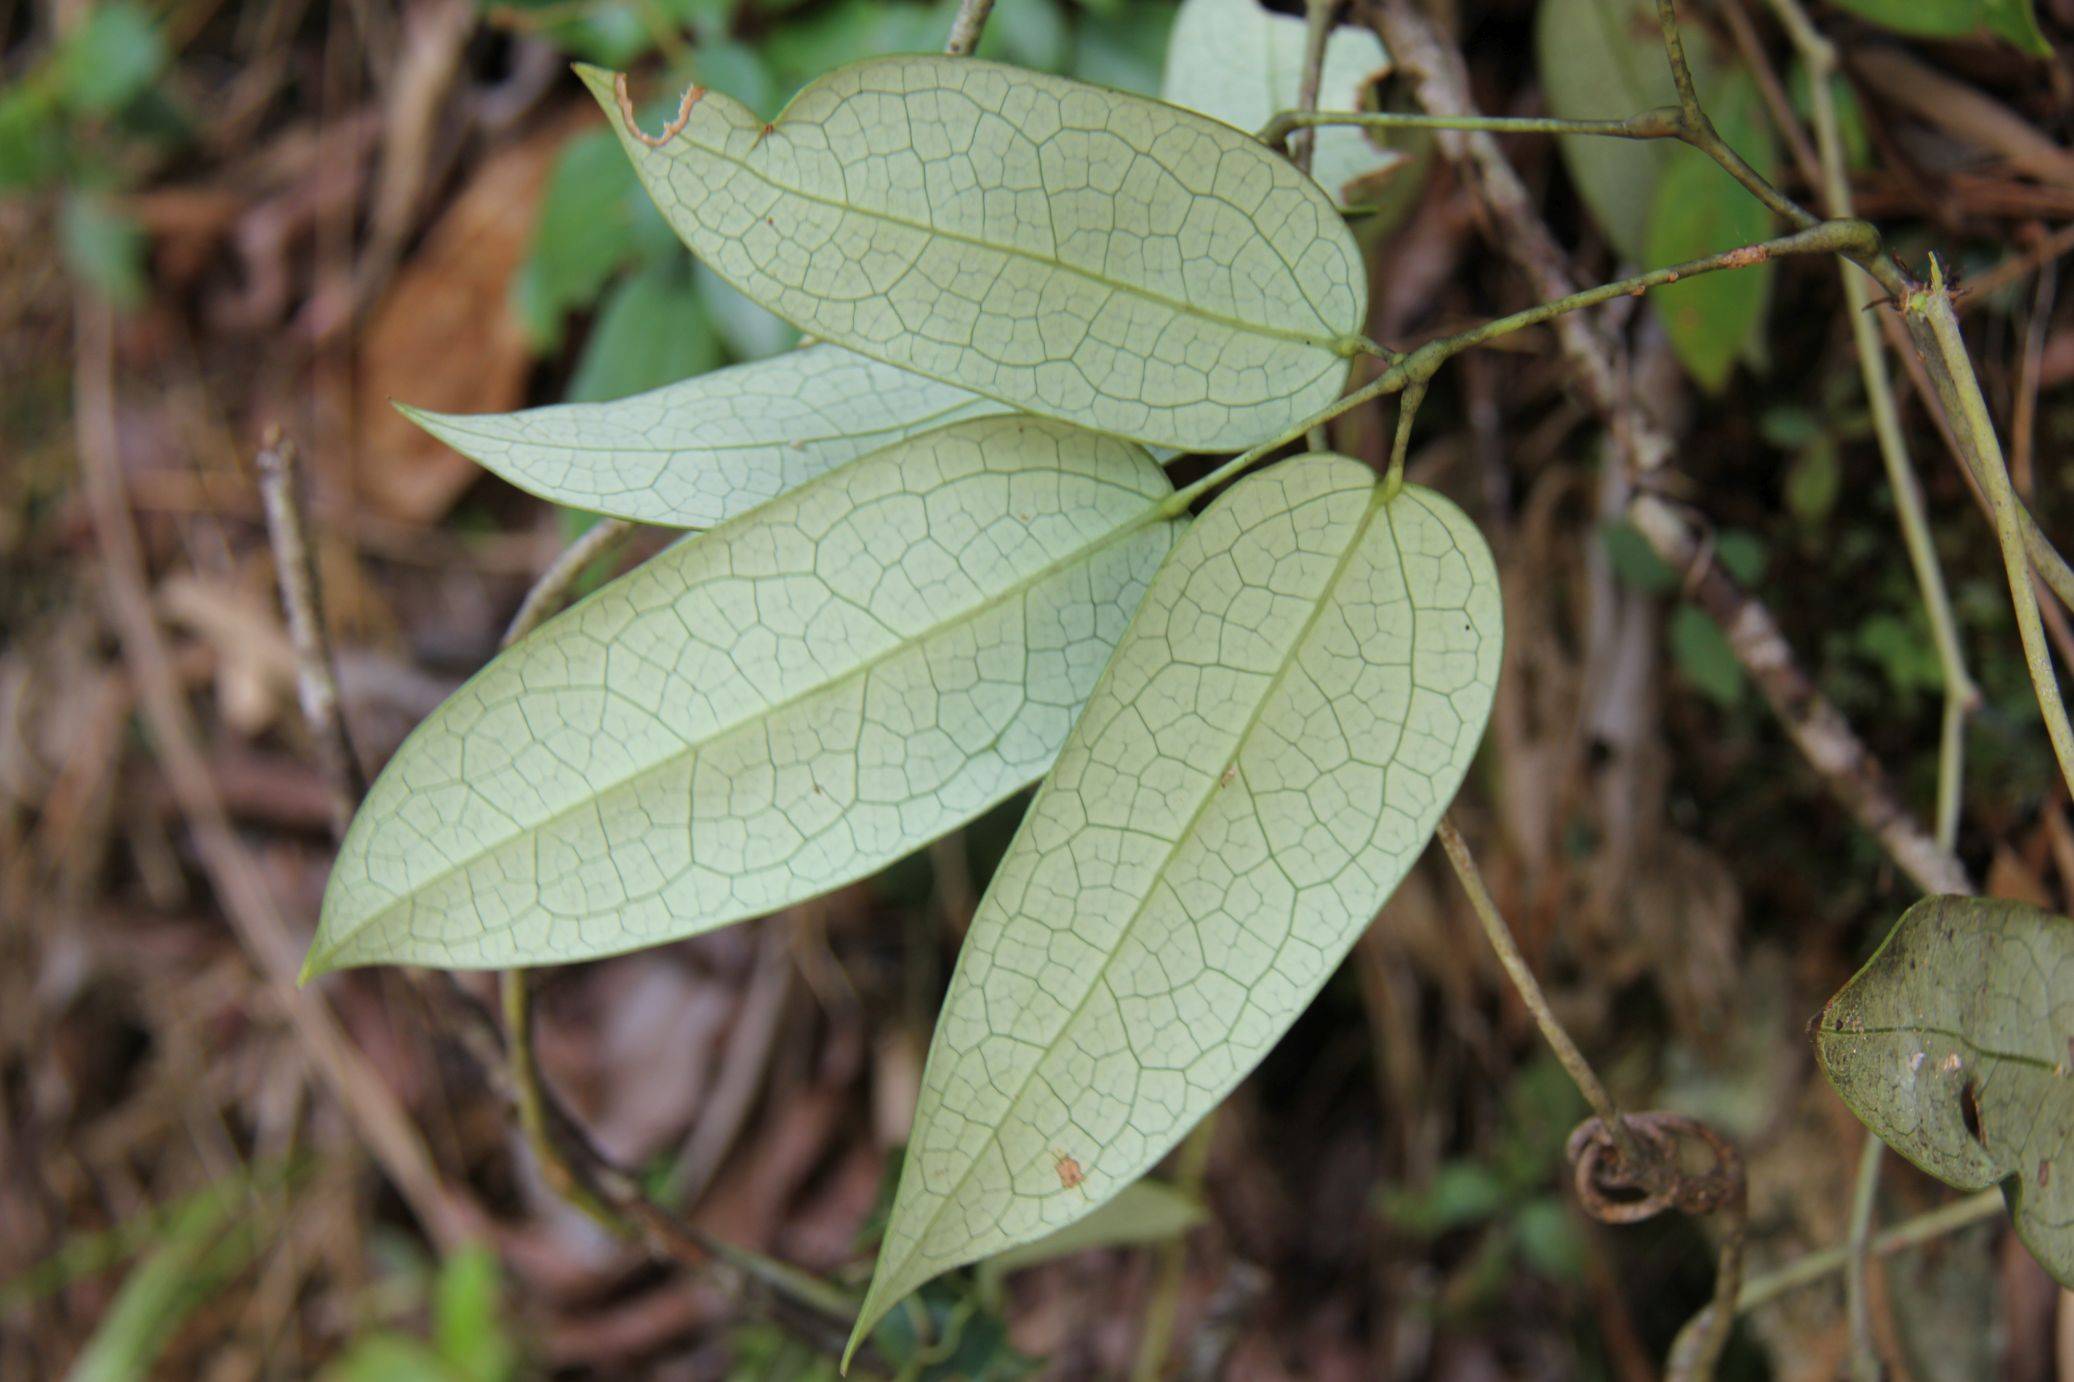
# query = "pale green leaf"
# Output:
<box><xmin>400</xmin><ymin>343</ymin><xmax>1012</xmax><ymax>528</ymax></box>
<box><xmin>1825</xmin><ymin>0</ymin><xmax>2050</xmax><ymax>58</ymax></box>
<box><xmin>304</xmin><ymin>417</ymin><xmax>1182</xmax><ymax>975</ymax></box>
<box><xmin>1160</xmin><ymin>0</ymin><xmax>1405</xmax><ymax>209</ymax></box>
<box><xmin>1643</xmin><ymin>71</ymin><xmax>1776</xmax><ymax>392</ymax></box>
<box><xmin>847</xmin><ymin>457</ymin><xmax>1502</xmax><ymax>1359</ymax></box>
<box><xmin>578</xmin><ymin>57</ymin><xmax>1367</xmax><ymax>452</ymax></box>
<box><xmin>1816</xmin><ymin>895</ymin><xmax>2074</xmax><ymax>1288</ymax></box>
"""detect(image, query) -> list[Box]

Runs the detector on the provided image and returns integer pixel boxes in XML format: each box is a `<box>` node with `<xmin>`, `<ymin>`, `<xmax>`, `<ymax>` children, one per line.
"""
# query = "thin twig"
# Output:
<box><xmin>1259</xmin><ymin>106</ymin><xmax>1683</xmax><ymax>147</ymax></box>
<box><xmin>1715</xmin><ymin>0</ymin><xmax>1823</xmax><ymax>196</ymax></box>
<box><xmin>76</xmin><ymin>294</ymin><xmax>481</xmax><ymax>1253</ymax></box>
<box><xmin>942</xmin><ymin>0</ymin><xmax>995</xmax><ymax>57</ymax></box>
<box><xmin>1439</xmin><ymin>812</ymin><xmax>1746</xmax><ymax>1378</ymax></box>
<box><xmin>1166</xmin><ymin>220</ymin><xmax>1878</xmax><ymax>516</ymax></box>
<box><xmin>1288</xmin><ymin>0</ymin><xmax>1339</xmax><ymax>174</ymax></box>
<box><xmin>501</xmin><ymin>517</ymin><xmax>633</xmax><ymax>646</ymax></box>
<box><xmin>1762</xmin><ymin>0</ymin><xmax>1975</xmax><ymax>850</ymax></box>
<box><xmin>1435</xmin><ymin>816</ymin><xmax>1645</xmax><ymax>1172</ymax></box>
<box><xmin>1843</xmin><ymin>1134</ymin><xmax>1885</xmax><ymax>1381</ymax></box>
<box><xmin>1736</xmin><ymin>1189</ymin><xmax>2003</xmax><ymax>1311</ymax></box>
<box><xmin>1371</xmin><ymin>0</ymin><xmax>1970</xmax><ymax>897</ymax></box>
<box><xmin>1654</xmin><ymin>0</ymin><xmax>1818</xmax><ymax>230</ymax></box>
<box><xmin>1906</xmin><ymin>263</ymin><xmax>2074</xmax><ymax>805</ymax></box>
<box><xmin>255</xmin><ymin>430</ymin><xmax>365</xmax><ymax>837</ymax></box>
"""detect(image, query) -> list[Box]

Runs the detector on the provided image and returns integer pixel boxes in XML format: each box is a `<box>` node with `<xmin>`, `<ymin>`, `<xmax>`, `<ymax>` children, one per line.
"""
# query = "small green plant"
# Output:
<box><xmin>297</xmin><ymin>0</ymin><xmax>2074</xmax><ymax>1370</ymax></box>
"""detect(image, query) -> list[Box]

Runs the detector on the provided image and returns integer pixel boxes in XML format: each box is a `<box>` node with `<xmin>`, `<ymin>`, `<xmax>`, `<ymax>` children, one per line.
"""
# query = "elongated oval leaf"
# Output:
<box><xmin>304</xmin><ymin>416</ymin><xmax>1182</xmax><ymax>976</ymax></box>
<box><xmin>400</xmin><ymin>343</ymin><xmax>1011</xmax><ymax>528</ymax></box>
<box><xmin>846</xmin><ymin>456</ymin><xmax>1502</xmax><ymax>1359</ymax></box>
<box><xmin>1160</xmin><ymin>0</ymin><xmax>1403</xmax><ymax>209</ymax></box>
<box><xmin>577</xmin><ymin>57</ymin><xmax>1368</xmax><ymax>453</ymax></box>
<box><xmin>1816</xmin><ymin>895</ymin><xmax>2074</xmax><ymax>1287</ymax></box>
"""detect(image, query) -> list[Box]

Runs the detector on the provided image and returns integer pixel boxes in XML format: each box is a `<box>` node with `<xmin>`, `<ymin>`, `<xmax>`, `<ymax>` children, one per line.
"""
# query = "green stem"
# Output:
<box><xmin>1764</xmin><ymin>0</ymin><xmax>1974</xmax><ymax>848</ymax></box>
<box><xmin>943</xmin><ymin>0</ymin><xmax>995</xmax><ymax>55</ymax></box>
<box><xmin>1735</xmin><ymin>1190</ymin><xmax>2003</xmax><ymax>1312</ymax></box>
<box><xmin>1129</xmin><ymin>1115</ymin><xmax>1217</xmax><ymax>1382</ymax></box>
<box><xmin>1383</xmin><ymin>378</ymin><xmax>1426</xmax><ymax>497</ymax></box>
<box><xmin>1435</xmin><ymin>816</ymin><xmax>1647</xmax><ymax>1175</ymax></box>
<box><xmin>1654</xmin><ymin>0</ymin><xmax>1818</xmax><ymax>230</ymax></box>
<box><xmin>1908</xmin><ymin>265</ymin><xmax>2074</xmax><ymax>805</ymax></box>
<box><xmin>1161</xmin><ymin>221</ymin><xmax>1875</xmax><ymax>517</ymax></box>
<box><xmin>1286</xmin><ymin>0</ymin><xmax>1338</xmax><ymax>174</ymax></box>
<box><xmin>1843</xmin><ymin>1135</ymin><xmax>1884</xmax><ymax>1381</ymax></box>
<box><xmin>1257</xmin><ymin>106</ymin><xmax>1682</xmax><ymax>147</ymax></box>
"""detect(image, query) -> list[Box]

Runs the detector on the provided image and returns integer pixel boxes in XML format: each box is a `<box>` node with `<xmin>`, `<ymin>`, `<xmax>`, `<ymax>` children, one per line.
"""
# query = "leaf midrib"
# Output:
<box><xmin>633</xmin><ymin>91</ymin><xmax>1359</xmax><ymax>356</ymax></box>
<box><xmin>314</xmin><ymin>480</ymin><xmax>1178</xmax><ymax>970</ymax></box>
<box><xmin>416</xmin><ymin>395</ymin><xmax>994</xmax><ymax>462</ymax></box>
<box><xmin>1823</xmin><ymin>1020</ymin><xmax>2063</xmax><ymax>1076</ymax></box>
<box><xmin>876</xmin><ymin>473</ymin><xmax>1395</xmax><ymax>1295</ymax></box>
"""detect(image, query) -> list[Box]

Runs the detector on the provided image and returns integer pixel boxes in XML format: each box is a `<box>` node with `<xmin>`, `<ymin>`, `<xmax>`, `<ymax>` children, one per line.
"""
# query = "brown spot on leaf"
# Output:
<box><xmin>1054</xmin><ymin>1149</ymin><xmax>1085</xmax><ymax>1190</ymax></box>
<box><xmin>615</xmin><ymin>72</ymin><xmax>704</xmax><ymax>148</ymax></box>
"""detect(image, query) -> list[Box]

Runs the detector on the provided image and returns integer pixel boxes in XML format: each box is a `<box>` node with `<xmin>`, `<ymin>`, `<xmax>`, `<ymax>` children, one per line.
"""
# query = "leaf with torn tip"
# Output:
<box><xmin>578</xmin><ymin>57</ymin><xmax>1368</xmax><ymax>453</ymax></box>
<box><xmin>400</xmin><ymin>343</ymin><xmax>1011</xmax><ymax>528</ymax></box>
<box><xmin>303</xmin><ymin>416</ymin><xmax>1182</xmax><ymax>976</ymax></box>
<box><xmin>1816</xmin><ymin>894</ymin><xmax>2074</xmax><ymax>1288</ymax></box>
<box><xmin>1160</xmin><ymin>0</ymin><xmax>1403</xmax><ymax>209</ymax></box>
<box><xmin>846</xmin><ymin>456</ymin><xmax>1502</xmax><ymax>1361</ymax></box>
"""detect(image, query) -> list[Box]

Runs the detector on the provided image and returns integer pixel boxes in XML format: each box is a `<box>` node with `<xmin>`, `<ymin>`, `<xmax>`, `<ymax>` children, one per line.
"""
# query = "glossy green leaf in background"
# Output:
<box><xmin>1643</xmin><ymin>71</ymin><xmax>1777</xmax><ymax>392</ymax></box>
<box><xmin>304</xmin><ymin>416</ymin><xmax>1183</xmax><ymax>976</ymax></box>
<box><xmin>563</xmin><ymin>259</ymin><xmax>725</xmax><ymax>405</ymax></box>
<box><xmin>1537</xmin><ymin>0</ymin><xmax>1777</xmax><ymax>390</ymax></box>
<box><xmin>1159</xmin><ymin>0</ymin><xmax>1405</xmax><ymax>209</ymax></box>
<box><xmin>400</xmin><ymin>344</ymin><xmax>1011</xmax><ymax>528</ymax></box>
<box><xmin>1537</xmin><ymin>0</ymin><xmax>1697</xmax><ymax>263</ymax></box>
<box><xmin>1826</xmin><ymin>0</ymin><xmax>2050</xmax><ymax>58</ymax></box>
<box><xmin>1816</xmin><ymin>895</ymin><xmax>2074</xmax><ymax>1288</ymax></box>
<box><xmin>847</xmin><ymin>456</ymin><xmax>1502</xmax><ymax>1359</ymax></box>
<box><xmin>579</xmin><ymin>56</ymin><xmax>1369</xmax><ymax>452</ymax></box>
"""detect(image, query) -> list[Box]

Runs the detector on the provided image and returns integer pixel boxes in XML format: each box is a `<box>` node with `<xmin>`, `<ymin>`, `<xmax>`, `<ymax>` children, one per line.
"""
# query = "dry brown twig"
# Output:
<box><xmin>77</xmin><ymin>295</ymin><xmax>482</xmax><ymax>1254</ymax></box>
<box><xmin>255</xmin><ymin>430</ymin><xmax>364</xmax><ymax>838</ymax></box>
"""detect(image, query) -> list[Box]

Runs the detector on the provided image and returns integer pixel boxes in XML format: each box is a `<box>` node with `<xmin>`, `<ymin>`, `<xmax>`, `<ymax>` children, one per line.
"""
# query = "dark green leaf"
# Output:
<box><xmin>1816</xmin><ymin>895</ymin><xmax>2074</xmax><ymax>1288</ymax></box>
<box><xmin>1825</xmin><ymin>0</ymin><xmax>2050</xmax><ymax>58</ymax></box>
<box><xmin>1669</xmin><ymin>604</ymin><xmax>1744</xmax><ymax>707</ymax></box>
<box><xmin>565</xmin><ymin>262</ymin><xmax>723</xmax><ymax>404</ymax></box>
<box><xmin>520</xmin><ymin>130</ymin><xmax>644</xmax><ymax>344</ymax></box>
<box><xmin>1644</xmin><ymin>72</ymin><xmax>1777</xmax><ymax>392</ymax></box>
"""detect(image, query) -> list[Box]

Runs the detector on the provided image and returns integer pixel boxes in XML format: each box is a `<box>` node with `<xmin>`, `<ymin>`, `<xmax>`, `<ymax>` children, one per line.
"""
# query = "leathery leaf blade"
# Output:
<box><xmin>577</xmin><ymin>57</ymin><xmax>1368</xmax><ymax>454</ymax></box>
<box><xmin>847</xmin><ymin>456</ymin><xmax>1502</xmax><ymax>1360</ymax></box>
<box><xmin>399</xmin><ymin>343</ymin><xmax>1012</xmax><ymax>529</ymax></box>
<box><xmin>1816</xmin><ymin>895</ymin><xmax>2074</xmax><ymax>1287</ymax></box>
<box><xmin>304</xmin><ymin>416</ymin><xmax>1182</xmax><ymax>976</ymax></box>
